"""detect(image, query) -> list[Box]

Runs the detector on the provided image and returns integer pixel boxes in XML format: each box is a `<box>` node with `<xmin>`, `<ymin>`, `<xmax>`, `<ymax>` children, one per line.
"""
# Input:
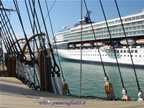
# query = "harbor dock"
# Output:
<box><xmin>0</xmin><ymin>77</ymin><xmax>144</xmax><ymax>108</ymax></box>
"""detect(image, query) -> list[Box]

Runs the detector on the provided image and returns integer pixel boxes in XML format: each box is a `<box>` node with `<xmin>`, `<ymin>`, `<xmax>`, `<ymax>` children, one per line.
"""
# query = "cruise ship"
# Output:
<box><xmin>53</xmin><ymin>10</ymin><xmax>144</xmax><ymax>67</ymax></box>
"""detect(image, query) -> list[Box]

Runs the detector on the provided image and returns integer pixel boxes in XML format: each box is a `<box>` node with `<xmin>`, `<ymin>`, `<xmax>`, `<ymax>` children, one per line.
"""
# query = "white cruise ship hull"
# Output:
<box><xmin>57</xmin><ymin>48</ymin><xmax>144</xmax><ymax>67</ymax></box>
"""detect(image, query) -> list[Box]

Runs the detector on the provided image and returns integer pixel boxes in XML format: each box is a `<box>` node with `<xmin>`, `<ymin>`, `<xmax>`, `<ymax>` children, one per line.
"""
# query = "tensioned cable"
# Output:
<box><xmin>1</xmin><ymin>37</ymin><xmax>9</xmax><ymax>52</ymax></box>
<box><xmin>37</xmin><ymin>0</ymin><xmax>60</xmax><ymax>73</ymax></box>
<box><xmin>23</xmin><ymin>0</ymin><xmax>39</xmax><ymax>52</ymax></box>
<box><xmin>26</xmin><ymin>0</ymin><xmax>45</xmax><ymax>49</ymax></box>
<box><xmin>0</xmin><ymin>26</ymin><xmax>9</xmax><ymax>52</ymax></box>
<box><xmin>24</xmin><ymin>0</ymin><xmax>38</xmax><ymax>33</ymax></box>
<box><xmin>83</xmin><ymin>0</ymin><xmax>108</xmax><ymax>79</ymax></box>
<box><xmin>1</xmin><ymin>31</ymin><xmax>9</xmax><ymax>52</ymax></box>
<box><xmin>0</xmin><ymin>13</ymin><xmax>18</xmax><ymax>54</ymax></box>
<box><xmin>32</xmin><ymin>0</ymin><xmax>36</xmax><ymax>89</ymax></box>
<box><xmin>1</xmin><ymin>32</ymin><xmax>9</xmax><ymax>52</ymax></box>
<box><xmin>99</xmin><ymin>0</ymin><xmax>126</xmax><ymax>90</ymax></box>
<box><xmin>13</xmin><ymin>0</ymin><xmax>40</xmax><ymax>87</ymax></box>
<box><xmin>80</xmin><ymin>0</ymin><xmax>83</xmax><ymax>97</ymax></box>
<box><xmin>114</xmin><ymin>0</ymin><xmax>141</xmax><ymax>92</ymax></box>
<box><xmin>45</xmin><ymin>0</ymin><xmax>65</xmax><ymax>81</ymax></box>
<box><xmin>2</xmin><ymin>28</ymin><xmax>16</xmax><ymax>54</ymax></box>
<box><xmin>13</xmin><ymin>0</ymin><xmax>34</xmax><ymax>60</ymax></box>
<box><xmin>0</xmin><ymin>1</ymin><xmax>26</xmax><ymax>60</ymax></box>
<box><xmin>26</xmin><ymin>0</ymin><xmax>44</xmax><ymax>49</ymax></box>
<box><xmin>0</xmin><ymin>16</ymin><xmax>17</xmax><ymax>56</ymax></box>
<box><xmin>1</xmin><ymin>30</ymin><xmax>14</xmax><ymax>54</ymax></box>
<box><xmin>40</xmin><ymin>0</ymin><xmax>56</xmax><ymax>28</ymax></box>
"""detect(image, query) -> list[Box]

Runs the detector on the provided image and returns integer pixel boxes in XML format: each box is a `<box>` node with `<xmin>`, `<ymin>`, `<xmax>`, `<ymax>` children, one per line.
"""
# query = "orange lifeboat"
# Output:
<box><xmin>83</xmin><ymin>42</ymin><xmax>91</xmax><ymax>47</ymax></box>
<box><xmin>69</xmin><ymin>44</ymin><xmax>74</xmax><ymax>48</ymax></box>
<box><xmin>136</xmin><ymin>39</ymin><xmax>144</xmax><ymax>44</ymax></box>
<box><xmin>75</xmin><ymin>43</ymin><xmax>82</xmax><ymax>47</ymax></box>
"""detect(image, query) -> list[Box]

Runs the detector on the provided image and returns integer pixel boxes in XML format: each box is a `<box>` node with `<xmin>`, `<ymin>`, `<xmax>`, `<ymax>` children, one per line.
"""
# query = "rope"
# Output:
<box><xmin>23</xmin><ymin>0</ymin><xmax>39</xmax><ymax>52</ymax></box>
<box><xmin>114</xmin><ymin>0</ymin><xmax>141</xmax><ymax>91</ymax></box>
<box><xmin>44</xmin><ymin>0</ymin><xmax>65</xmax><ymax>81</ymax></box>
<box><xmin>13</xmin><ymin>0</ymin><xmax>34</xmax><ymax>60</ymax></box>
<box><xmin>13</xmin><ymin>0</ymin><xmax>40</xmax><ymax>87</ymax></box>
<box><xmin>26</xmin><ymin>0</ymin><xmax>44</xmax><ymax>49</ymax></box>
<box><xmin>99</xmin><ymin>0</ymin><xmax>125</xmax><ymax>90</ymax></box>
<box><xmin>0</xmin><ymin>23</ymin><xmax>16</xmax><ymax>56</ymax></box>
<box><xmin>83</xmin><ymin>0</ymin><xmax>108</xmax><ymax>79</ymax></box>
<box><xmin>1</xmin><ymin>30</ymin><xmax>13</xmax><ymax>54</ymax></box>
<box><xmin>0</xmin><ymin>2</ymin><xmax>26</xmax><ymax>60</ymax></box>
<box><xmin>1</xmin><ymin>33</ymin><xmax>9</xmax><ymax>52</ymax></box>
<box><xmin>0</xmin><ymin>13</ymin><xmax>18</xmax><ymax>55</ymax></box>
<box><xmin>40</xmin><ymin>0</ymin><xmax>56</xmax><ymax>28</ymax></box>
<box><xmin>80</xmin><ymin>0</ymin><xmax>83</xmax><ymax>97</ymax></box>
<box><xmin>37</xmin><ymin>0</ymin><xmax>60</xmax><ymax>74</ymax></box>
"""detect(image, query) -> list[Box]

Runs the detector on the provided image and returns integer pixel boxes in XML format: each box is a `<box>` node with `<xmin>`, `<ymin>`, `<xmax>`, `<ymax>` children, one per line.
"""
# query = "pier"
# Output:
<box><xmin>0</xmin><ymin>77</ymin><xmax>144</xmax><ymax>108</ymax></box>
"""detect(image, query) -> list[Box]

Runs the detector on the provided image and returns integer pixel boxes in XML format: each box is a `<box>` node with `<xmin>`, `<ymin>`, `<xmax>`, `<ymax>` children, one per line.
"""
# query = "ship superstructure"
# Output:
<box><xmin>54</xmin><ymin>10</ymin><xmax>144</xmax><ymax>66</ymax></box>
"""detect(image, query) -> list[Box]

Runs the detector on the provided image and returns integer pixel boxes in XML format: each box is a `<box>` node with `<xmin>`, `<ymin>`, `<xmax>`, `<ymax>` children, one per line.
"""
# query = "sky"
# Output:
<box><xmin>1</xmin><ymin>0</ymin><xmax>144</xmax><ymax>51</ymax></box>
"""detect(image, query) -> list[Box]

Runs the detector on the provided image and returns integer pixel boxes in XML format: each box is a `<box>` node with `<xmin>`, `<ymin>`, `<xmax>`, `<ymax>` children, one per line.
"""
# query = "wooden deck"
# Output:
<box><xmin>0</xmin><ymin>77</ymin><xmax>144</xmax><ymax>108</ymax></box>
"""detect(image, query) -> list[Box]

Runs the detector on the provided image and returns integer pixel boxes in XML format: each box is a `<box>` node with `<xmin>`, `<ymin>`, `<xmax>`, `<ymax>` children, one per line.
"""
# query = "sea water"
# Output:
<box><xmin>58</xmin><ymin>57</ymin><xmax>144</xmax><ymax>100</ymax></box>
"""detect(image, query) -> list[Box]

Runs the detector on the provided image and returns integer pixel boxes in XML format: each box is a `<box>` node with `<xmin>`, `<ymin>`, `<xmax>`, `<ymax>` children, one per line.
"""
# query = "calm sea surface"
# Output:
<box><xmin>57</xmin><ymin>57</ymin><xmax>144</xmax><ymax>100</ymax></box>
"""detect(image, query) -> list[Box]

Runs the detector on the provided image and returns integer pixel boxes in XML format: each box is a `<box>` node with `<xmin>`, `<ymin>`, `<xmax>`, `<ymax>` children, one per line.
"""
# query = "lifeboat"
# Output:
<box><xmin>75</xmin><ymin>43</ymin><xmax>82</xmax><ymax>47</ymax></box>
<box><xmin>136</xmin><ymin>39</ymin><xmax>144</xmax><ymax>44</ymax></box>
<box><xmin>83</xmin><ymin>42</ymin><xmax>91</xmax><ymax>47</ymax></box>
<box><xmin>120</xmin><ymin>39</ymin><xmax>135</xmax><ymax>45</ymax></box>
<box><xmin>94</xmin><ymin>42</ymin><xmax>105</xmax><ymax>46</ymax></box>
<box><xmin>69</xmin><ymin>44</ymin><xmax>74</xmax><ymax>48</ymax></box>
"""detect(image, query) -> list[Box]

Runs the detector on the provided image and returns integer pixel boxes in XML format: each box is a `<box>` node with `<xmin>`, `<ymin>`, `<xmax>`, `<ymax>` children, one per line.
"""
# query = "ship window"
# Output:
<box><xmin>131</xmin><ymin>50</ymin><xmax>133</xmax><ymax>53</ymax></box>
<box><xmin>116</xmin><ymin>50</ymin><xmax>119</xmax><ymax>53</ymax></box>
<box><xmin>139</xmin><ymin>55</ymin><xmax>141</xmax><ymax>57</ymax></box>
<box><xmin>120</xmin><ymin>50</ymin><xmax>123</xmax><ymax>53</ymax></box>
<box><xmin>127</xmin><ymin>50</ymin><xmax>130</xmax><ymax>53</ymax></box>
<box><xmin>135</xmin><ymin>55</ymin><xmax>137</xmax><ymax>57</ymax></box>
<box><xmin>141</xmin><ymin>15</ymin><xmax>144</xmax><ymax>18</ymax></box>
<box><xmin>132</xmin><ymin>17</ymin><xmax>135</xmax><ymax>20</ymax></box>
<box><xmin>124</xmin><ymin>50</ymin><xmax>126</xmax><ymax>53</ymax></box>
<box><xmin>136</xmin><ymin>16</ymin><xmax>140</xmax><ymax>19</ymax></box>
<box><xmin>135</xmin><ymin>50</ymin><xmax>138</xmax><ymax>53</ymax></box>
